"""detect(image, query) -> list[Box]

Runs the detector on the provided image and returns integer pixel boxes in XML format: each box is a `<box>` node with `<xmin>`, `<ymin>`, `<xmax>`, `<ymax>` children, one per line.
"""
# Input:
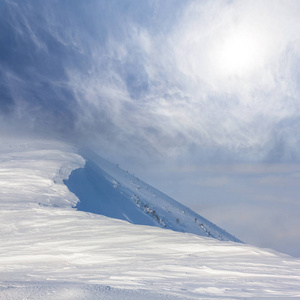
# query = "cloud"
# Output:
<box><xmin>1</xmin><ymin>0</ymin><xmax>300</xmax><ymax>163</ymax></box>
<box><xmin>161</xmin><ymin>0</ymin><xmax>300</xmax><ymax>161</ymax></box>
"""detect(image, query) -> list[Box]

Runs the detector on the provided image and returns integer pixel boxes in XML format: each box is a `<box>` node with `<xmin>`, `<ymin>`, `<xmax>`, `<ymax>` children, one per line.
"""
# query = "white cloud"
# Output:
<box><xmin>1</xmin><ymin>0</ymin><xmax>300</xmax><ymax>163</ymax></box>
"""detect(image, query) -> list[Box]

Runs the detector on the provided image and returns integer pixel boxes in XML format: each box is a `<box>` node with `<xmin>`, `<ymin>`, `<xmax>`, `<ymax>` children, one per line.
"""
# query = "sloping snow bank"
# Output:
<box><xmin>66</xmin><ymin>150</ymin><xmax>241</xmax><ymax>242</ymax></box>
<box><xmin>0</xmin><ymin>138</ymin><xmax>84</xmax><ymax>209</ymax></box>
<box><xmin>0</xmin><ymin>139</ymin><xmax>300</xmax><ymax>299</ymax></box>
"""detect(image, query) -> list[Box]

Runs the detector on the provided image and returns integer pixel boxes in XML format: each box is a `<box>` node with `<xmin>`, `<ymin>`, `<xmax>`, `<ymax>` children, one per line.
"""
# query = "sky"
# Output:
<box><xmin>0</xmin><ymin>0</ymin><xmax>300</xmax><ymax>257</ymax></box>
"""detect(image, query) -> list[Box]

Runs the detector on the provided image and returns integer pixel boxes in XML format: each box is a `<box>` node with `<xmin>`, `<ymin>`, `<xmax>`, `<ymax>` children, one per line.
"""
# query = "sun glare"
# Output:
<box><xmin>214</xmin><ymin>29</ymin><xmax>266</xmax><ymax>77</ymax></box>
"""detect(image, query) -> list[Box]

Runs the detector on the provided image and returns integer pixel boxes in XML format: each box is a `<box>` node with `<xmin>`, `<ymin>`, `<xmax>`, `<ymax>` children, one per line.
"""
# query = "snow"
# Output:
<box><xmin>66</xmin><ymin>149</ymin><xmax>241</xmax><ymax>242</ymax></box>
<box><xmin>0</xmin><ymin>138</ymin><xmax>300</xmax><ymax>299</ymax></box>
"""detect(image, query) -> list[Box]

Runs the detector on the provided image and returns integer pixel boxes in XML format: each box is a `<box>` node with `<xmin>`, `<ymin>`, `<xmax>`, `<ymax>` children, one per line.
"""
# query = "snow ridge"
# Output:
<box><xmin>65</xmin><ymin>150</ymin><xmax>241</xmax><ymax>243</ymax></box>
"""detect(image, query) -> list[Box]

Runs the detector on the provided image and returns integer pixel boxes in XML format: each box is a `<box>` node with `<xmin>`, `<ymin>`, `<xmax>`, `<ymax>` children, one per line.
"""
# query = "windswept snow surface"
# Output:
<box><xmin>0</xmin><ymin>138</ymin><xmax>300</xmax><ymax>299</ymax></box>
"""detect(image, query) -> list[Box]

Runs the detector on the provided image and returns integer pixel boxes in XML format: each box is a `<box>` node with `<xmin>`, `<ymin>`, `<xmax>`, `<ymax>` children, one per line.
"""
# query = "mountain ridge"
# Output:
<box><xmin>65</xmin><ymin>149</ymin><xmax>241</xmax><ymax>243</ymax></box>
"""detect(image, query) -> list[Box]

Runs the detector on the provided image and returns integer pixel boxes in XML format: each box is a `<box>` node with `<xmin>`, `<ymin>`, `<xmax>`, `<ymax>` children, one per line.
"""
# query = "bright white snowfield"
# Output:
<box><xmin>0</xmin><ymin>138</ymin><xmax>300</xmax><ymax>299</ymax></box>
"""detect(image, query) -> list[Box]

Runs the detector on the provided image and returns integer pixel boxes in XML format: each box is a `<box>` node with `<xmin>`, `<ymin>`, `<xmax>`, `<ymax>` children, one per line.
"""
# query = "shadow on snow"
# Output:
<box><xmin>64</xmin><ymin>161</ymin><xmax>156</xmax><ymax>226</ymax></box>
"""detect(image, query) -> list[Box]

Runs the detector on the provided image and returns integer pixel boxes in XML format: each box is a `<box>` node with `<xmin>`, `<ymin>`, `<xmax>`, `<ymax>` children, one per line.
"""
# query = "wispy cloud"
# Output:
<box><xmin>1</xmin><ymin>0</ymin><xmax>300</xmax><ymax>163</ymax></box>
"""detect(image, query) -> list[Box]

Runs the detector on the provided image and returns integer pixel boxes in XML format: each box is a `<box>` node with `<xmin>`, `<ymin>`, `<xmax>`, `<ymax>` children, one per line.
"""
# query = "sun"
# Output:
<box><xmin>213</xmin><ymin>28</ymin><xmax>266</xmax><ymax>77</ymax></box>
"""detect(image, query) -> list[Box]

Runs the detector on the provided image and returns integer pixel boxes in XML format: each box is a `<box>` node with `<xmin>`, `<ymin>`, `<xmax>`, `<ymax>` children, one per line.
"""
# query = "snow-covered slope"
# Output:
<box><xmin>65</xmin><ymin>150</ymin><xmax>241</xmax><ymax>242</ymax></box>
<box><xmin>0</xmin><ymin>138</ymin><xmax>300</xmax><ymax>299</ymax></box>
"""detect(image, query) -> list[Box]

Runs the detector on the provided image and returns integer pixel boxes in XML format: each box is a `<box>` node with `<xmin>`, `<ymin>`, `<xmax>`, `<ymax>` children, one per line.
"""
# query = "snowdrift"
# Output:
<box><xmin>65</xmin><ymin>150</ymin><xmax>241</xmax><ymax>243</ymax></box>
<box><xmin>0</xmin><ymin>138</ymin><xmax>299</xmax><ymax>299</ymax></box>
